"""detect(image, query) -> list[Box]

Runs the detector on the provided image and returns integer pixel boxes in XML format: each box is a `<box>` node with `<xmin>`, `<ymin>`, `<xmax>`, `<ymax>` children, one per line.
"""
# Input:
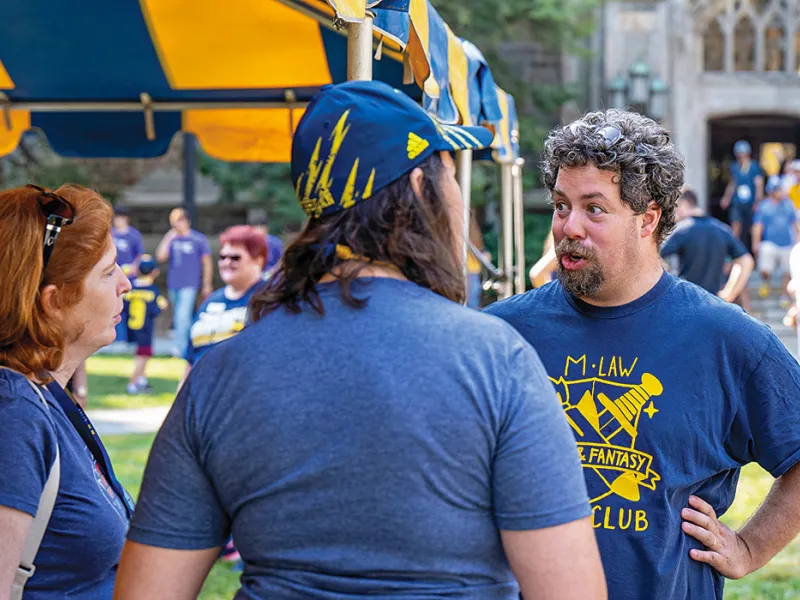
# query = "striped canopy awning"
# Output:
<box><xmin>0</xmin><ymin>0</ymin><xmax>519</xmax><ymax>163</ymax></box>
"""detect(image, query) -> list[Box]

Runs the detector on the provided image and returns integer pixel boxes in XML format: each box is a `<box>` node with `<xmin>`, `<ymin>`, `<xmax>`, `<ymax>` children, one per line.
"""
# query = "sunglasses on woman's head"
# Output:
<box><xmin>26</xmin><ymin>185</ymin><xmax>75</xmax><ymax>275</ymax></box>
<box><xmin>218</xmin><ymin>253</ymin><xmax>242</xmax><ymax>263</ymax></box>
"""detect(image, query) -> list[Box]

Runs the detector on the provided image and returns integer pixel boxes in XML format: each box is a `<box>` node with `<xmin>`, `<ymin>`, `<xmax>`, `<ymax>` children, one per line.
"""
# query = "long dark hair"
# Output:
<box><xmin>250</xmin><ymin>153</ymin><xmax>464</xmax><ymax>320</ymax></box>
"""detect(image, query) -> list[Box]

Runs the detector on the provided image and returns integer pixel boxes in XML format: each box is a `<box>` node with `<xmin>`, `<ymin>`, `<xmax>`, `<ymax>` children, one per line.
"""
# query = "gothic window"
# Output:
<box><xmin>734</xmin><ymin>17</ymin><xmax>757</xmax><ymax>70</ymax></box>
<box><xmin>750</xmin><ymin>0</ymin><xmax>772</xmax><ymax>15</ymax></box>
<box><xmin>764</xmin><ymin>15</ymin><xmax>786</xmax><ymax>71</ymax></box>
<box><xmin>704</xmin><ymin>19</ymin><xmax>725</xmax><ymax>71</ymax></box>
<box><xmin>752</xmin><ymin>0</ymin><xmax>771</xmax><ymax>14</ymax></box>
<box><xmin>699</xmin><ymin>0</ymin><xmax>796</xmax><ymax>73</ymax></box>
<box><xmin>795</xmin><ymin>29</ymin><xmax>800</xmax><ymax>72</ymax></box>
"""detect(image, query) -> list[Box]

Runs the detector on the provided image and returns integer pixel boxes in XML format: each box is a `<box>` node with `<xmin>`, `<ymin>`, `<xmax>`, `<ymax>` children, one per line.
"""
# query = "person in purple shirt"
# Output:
<box><xmin>249</xmin><ymin>214</ymin><xmax>284</xmax><ymax>275</ymax></box>
<box><xmin>155</xmin><ymin>208</ymin><xmax>212</xmax><ymax>358</ymax></box>
<box><xmin>112</xmin><ymin>206</ymin><xmax>145</xmax><ymax>276</ymax></box>
<box><xmin>112</xmin><ymin>206</ymin><xmax>145</xmax><ymax>343</ymax></box>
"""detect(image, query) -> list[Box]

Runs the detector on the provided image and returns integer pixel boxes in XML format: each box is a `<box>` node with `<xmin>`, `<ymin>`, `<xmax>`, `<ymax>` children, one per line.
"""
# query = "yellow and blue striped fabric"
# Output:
<box><xmin>372</xmin><ymin>4</ymin><xmax>519</xmax><ymax>163</ymax></box>
<box><xmin>0</xmin><ymin>0</ymin><xmax>517</xmax><ymax>163</ymax></box>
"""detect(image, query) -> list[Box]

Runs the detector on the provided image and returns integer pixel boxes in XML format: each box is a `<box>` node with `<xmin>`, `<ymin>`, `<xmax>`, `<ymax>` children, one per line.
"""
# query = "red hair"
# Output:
<box><xmin>0</xmin><ymin>185</ymin><xmax>112</xmax><ymax>378</ymax></box>
<box><xmin>219</xmin><ymin>225</ymin><xmax>268</xmax><ymax>264</ymax></box>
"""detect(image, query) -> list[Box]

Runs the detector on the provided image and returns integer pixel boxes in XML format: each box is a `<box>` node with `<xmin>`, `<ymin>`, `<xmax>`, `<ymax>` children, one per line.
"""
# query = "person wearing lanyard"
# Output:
<box><xmin>0</xmin><ymin>184</ymin><xmax>134</xmax><ymax>598</ymax></box>
<box><xmin>115</xmin><ymin>81</ymin><xmax>605</xmax><ymax>600</ymax></box>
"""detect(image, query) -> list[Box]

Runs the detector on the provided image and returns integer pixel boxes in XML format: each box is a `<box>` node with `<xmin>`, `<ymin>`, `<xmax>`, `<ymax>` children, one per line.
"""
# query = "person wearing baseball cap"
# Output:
<box><xmin>115</xmin><ymin>80</ymin><xmax>605</xmax><ymax>600</ymax></box>
<box><xmin>752</xmin><ymin>174</ymin><xmax>798</xmax><ymax>300</ymax></box>
<box><xmin>721</xmin><ymin>139</ymin><xmax>764</xmax><ymax>247</ymax></box>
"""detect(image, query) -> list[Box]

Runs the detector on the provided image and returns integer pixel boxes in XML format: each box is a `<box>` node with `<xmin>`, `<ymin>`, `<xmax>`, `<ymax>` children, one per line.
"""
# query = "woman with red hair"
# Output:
<box><xmin>184</xmin><ymin>225</ymin><xmax>266</xmax><ymax>370</ymax></box>
<box><xmin>0</xmin><ymin>184</ymin><xmax>133</xmax><ymax>599</ymax></box>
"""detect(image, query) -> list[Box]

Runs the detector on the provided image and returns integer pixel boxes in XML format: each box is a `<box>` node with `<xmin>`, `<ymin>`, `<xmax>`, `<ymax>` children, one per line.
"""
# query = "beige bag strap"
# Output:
<box><xmin>7</xmin><ymin>373</ymin><xmax>60</xmax><ymax>600</ymax></box>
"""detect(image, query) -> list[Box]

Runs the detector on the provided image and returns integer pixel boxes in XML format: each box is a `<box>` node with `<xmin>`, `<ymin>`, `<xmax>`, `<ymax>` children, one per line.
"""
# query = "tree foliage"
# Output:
<box><xmin>195</xmin><ymin>154</ymin><xmax>303</xmax><ymax>233</ymax></box>
<box><xmin>435</xmin><ymin>0</ymin><xmax>598</xmax><ymax>268</ymax></box>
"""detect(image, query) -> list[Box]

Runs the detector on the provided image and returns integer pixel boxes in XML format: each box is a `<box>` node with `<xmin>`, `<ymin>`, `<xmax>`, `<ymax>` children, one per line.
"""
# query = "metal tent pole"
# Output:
<box><xmin>347</xmin><ymin>12</ymin><xmax>374</xmax><ymax>81</ymax></box>
<box><xmin>182</xmin><ymin>132</ymin><xmax>197</xmax><ymax>224</ymax></box>
<box><xmin>499</xmin><ymin>163</ymin><xmax>514</xmax><ymax>299</ymax></box>
<box><xmin>456</xmin><ymin>150</ymin><xmax>473</xmax><ymax>302</ymax></box>
<box><xmin>512</xmin><ymin>159</ymin><xmax>526</xmax><ymax>295</ymax></box>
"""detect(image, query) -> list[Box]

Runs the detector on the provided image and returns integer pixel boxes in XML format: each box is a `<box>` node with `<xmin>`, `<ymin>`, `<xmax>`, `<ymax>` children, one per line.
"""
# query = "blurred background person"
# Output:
<box><xmin>155</xmin><ymin>208</ymin><xmax>212</xmax><ymax>358</ymax></box>
<box><xmin>184</xmin><ymin>225</ymin><xmax>266</xmax><ymax>374</ymax></box>
<box><xmin>0</xmin><ymin>184</ymin><xmax>133</xmax><ymax>599</ymax></box>
<box><xmin>111</xmin><ymin>205</ymin><xmax>144</xmax><ymax>347</ymax></box>
<box><xmin>112</xmin><ymin>205</ymin><xmax>145</xmax><ymax>277</ymax></box>
<box><xmin>115</xmin><ymin>80</ymin><xmax>605</xmax><ymax>600</ymax></box>
<box><xmin>529</xmin><ymin>231</ymin><xmax>557</xmax><ymax>289</ymax></box>
<box><xmin>661</xmin><ymin>188</ymin><xmax>754</xmax><ymax>302</ymax></box>
<box><xmin>752</xmin><ymin>175</ymin><xmax>798</xmax><ymax>303</ymax></box>
<box><xmin>249</xmin><ymin>213</ymin><xmax>284</xmax><ymax>278</ymax></box>
<box><xmin>123</xmin><ymin>254</ymin><xmax>168</xmax><ymax>395</ymax></box>
<box><xmin>720</xmin><ymin>139</ymin><xmax>764</xmax><ymax>250</ymax></box>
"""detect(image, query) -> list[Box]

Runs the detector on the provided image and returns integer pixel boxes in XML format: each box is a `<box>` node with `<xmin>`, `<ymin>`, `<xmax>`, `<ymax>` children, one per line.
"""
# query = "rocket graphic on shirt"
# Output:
<box><xmin>550</xmin><ymin>354</ymin><xmax>663</xmax><ymax>532</ymax></box>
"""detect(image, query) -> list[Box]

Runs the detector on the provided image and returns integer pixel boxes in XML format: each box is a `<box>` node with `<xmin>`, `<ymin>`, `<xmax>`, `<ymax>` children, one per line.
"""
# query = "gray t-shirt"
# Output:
<box><xmin>128</xmin><ymin>278</ymin><xmax>590</xmax><ymax>599</ymax></box>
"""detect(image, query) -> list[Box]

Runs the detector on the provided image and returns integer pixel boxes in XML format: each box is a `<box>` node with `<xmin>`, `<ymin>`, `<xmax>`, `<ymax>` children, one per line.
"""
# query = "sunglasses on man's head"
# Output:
<box><xmin>26</xmin><ymin>184</ymin><xmax>75</xmax><ymax>275</ymax></box>
<box><xmin>218</xmin><ymin>253</ymin><xmax>242</xmax><ymax>263</ymax></box>
<box><xmin>568</xmin><ymin>122</ymin><xmax>625</xmax><ymax>151</ymax></box>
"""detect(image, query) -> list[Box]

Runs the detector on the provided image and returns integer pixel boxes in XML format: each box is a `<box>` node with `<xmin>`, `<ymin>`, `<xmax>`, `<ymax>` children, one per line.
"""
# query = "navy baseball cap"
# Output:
<box><xmin>291</xmin><ymin>80</ymin><xmax>494</xmax><ymax>219</ymax></box>
<box><xmin>138</xmin><ymin>254</ymin><xmax>157</xmax><ymax>275</ymax></box>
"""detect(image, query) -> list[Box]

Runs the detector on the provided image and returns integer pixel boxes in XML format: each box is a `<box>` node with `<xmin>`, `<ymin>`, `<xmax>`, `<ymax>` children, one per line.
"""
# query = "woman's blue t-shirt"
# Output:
<box><xmin>0</xmin><ymin>370</ymin><xmax>129</xmax><ymax>599</ymax></box>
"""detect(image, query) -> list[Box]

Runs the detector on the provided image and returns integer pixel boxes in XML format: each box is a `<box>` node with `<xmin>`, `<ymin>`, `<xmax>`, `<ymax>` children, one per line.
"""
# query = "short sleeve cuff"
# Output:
<box><xmin>0</xmin><ymin>493</ymin><xmax>41</xmax><ymax>518</ymax></box>
<box><xmin>126</xmin><ymin>523</ymin><xmax>225</xmax><ymax>551</ymax></box>
<box><xmin>766</xmin><ymin>446</ymin><xmax>800</xmax><ymax>479</ymax></box>
<box><xmin>495</xmin><ymin>499</ymin><xmax>592</xmax><ymax>531</ymax></box>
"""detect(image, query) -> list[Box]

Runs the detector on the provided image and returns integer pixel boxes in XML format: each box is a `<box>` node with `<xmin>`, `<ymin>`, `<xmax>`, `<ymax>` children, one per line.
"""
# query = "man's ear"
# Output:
<box><xmin>39</xmin><ymin>284</ymin><xmax>62</xmax><ymax>320</ymax></box>
<box><xmin>640</xmin><ymin>201</ymin><xmax>662</xmax><ymax>239</ymax></box>
<box><xmin>409</xmin><ymin>166</ymin><xmax>425</xmax><ymax>201</ymax></box>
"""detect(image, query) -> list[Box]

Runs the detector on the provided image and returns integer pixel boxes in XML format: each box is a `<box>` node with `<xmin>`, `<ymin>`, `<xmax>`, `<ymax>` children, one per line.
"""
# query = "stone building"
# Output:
<box><xmin>575</xmin><ymin>0</ymin><xmax>800</xmax><ymax>215</ymax></box>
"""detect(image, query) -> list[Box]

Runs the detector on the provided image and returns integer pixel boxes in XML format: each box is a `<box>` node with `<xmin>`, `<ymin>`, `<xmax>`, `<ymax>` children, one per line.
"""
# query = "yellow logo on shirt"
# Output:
<box><xmin>551</xmin><ymin>355</ymin><xmax>662</xmax><ymax>533</ymax></box>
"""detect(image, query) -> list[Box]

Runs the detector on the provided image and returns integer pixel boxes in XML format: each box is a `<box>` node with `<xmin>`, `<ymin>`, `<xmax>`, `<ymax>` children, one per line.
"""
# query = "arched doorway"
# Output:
<box><xmin>707</xmin><ymin>114</ymin><xmax>800</xmax><ymax>222</ymax></box>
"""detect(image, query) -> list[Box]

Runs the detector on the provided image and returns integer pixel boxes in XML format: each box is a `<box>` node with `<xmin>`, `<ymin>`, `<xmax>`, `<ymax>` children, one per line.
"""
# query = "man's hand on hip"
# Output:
<box><xmin>682</xmin><ymin>495</ymin><xmax>754</xmax><ymax>579</ymax></box>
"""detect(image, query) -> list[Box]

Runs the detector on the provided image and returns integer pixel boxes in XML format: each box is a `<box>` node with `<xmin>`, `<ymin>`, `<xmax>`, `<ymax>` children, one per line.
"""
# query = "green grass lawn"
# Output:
<box><xmin>721</xmin><ymin>464</ymin><xmax>800</xmax><ymax>599</ymax></box>
<box><xmin>96</xmin><ymin>351</ymin><xmax>799</xmax><ymax>598</ymax></box>
<box><xmin>86</xmin><ymin>355</ymin><xmax>184</xmax><ymax>409</ymax></box>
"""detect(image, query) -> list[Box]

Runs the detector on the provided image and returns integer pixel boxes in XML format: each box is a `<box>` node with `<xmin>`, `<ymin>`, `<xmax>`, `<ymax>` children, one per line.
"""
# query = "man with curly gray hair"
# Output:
<box><xmin>487</xmin><ymin>109</ymin><xmax>800</xmax><ymax>600</ymax></box>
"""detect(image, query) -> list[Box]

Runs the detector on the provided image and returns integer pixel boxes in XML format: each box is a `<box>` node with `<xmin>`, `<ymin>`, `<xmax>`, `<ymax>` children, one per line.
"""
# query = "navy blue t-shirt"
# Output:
<box><xmin>485</xmin><ymin>272</ymin><xmax>800</xmax><ymax>600</ymax></box>
<box><xmin>731</xmin><ymin>161</ymin><xmax>763</xmax><ymax>206</ymax></box>
<box><xmin>185</xmin><ymin>282</ymin><xmax>261</xmax><ymax>365</ymax></box>
<box><xmin>0</xmin><ymin>370</ymin><xmax>130</xmax><ymax>599</ymax></box>
<box><xmin>128</xmin><ymin>278</ymin><xmax>590</xmax><ymax>599</ymax></box>
<box><xmin>124</xmin><ymin>279</ymin><xmax>168</xmax><ymax>347</ymax></box>
<box><xmin>661</xmin><ymin>215</ymin><xmax>748</xmax><ymax>293</ymax></box>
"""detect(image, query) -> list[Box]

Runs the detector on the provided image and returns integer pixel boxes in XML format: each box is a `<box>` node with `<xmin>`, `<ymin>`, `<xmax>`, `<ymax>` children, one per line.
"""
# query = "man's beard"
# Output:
<box><xmin>555</xmin><ymin>238</ymin><xmax>605</xmax><ymax>297</ymax></box>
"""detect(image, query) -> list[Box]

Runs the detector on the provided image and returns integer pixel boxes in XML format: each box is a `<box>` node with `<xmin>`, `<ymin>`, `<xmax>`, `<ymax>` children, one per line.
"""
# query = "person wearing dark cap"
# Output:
<box><xmin>122</xmin><ymin>254</ymin><xmax>168</xmax><ymax>394</ymax></box>
<box><xmin>114</xmin><ymin>80</ymin><xmax>605</xmax><ymax>600</ymax></box>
